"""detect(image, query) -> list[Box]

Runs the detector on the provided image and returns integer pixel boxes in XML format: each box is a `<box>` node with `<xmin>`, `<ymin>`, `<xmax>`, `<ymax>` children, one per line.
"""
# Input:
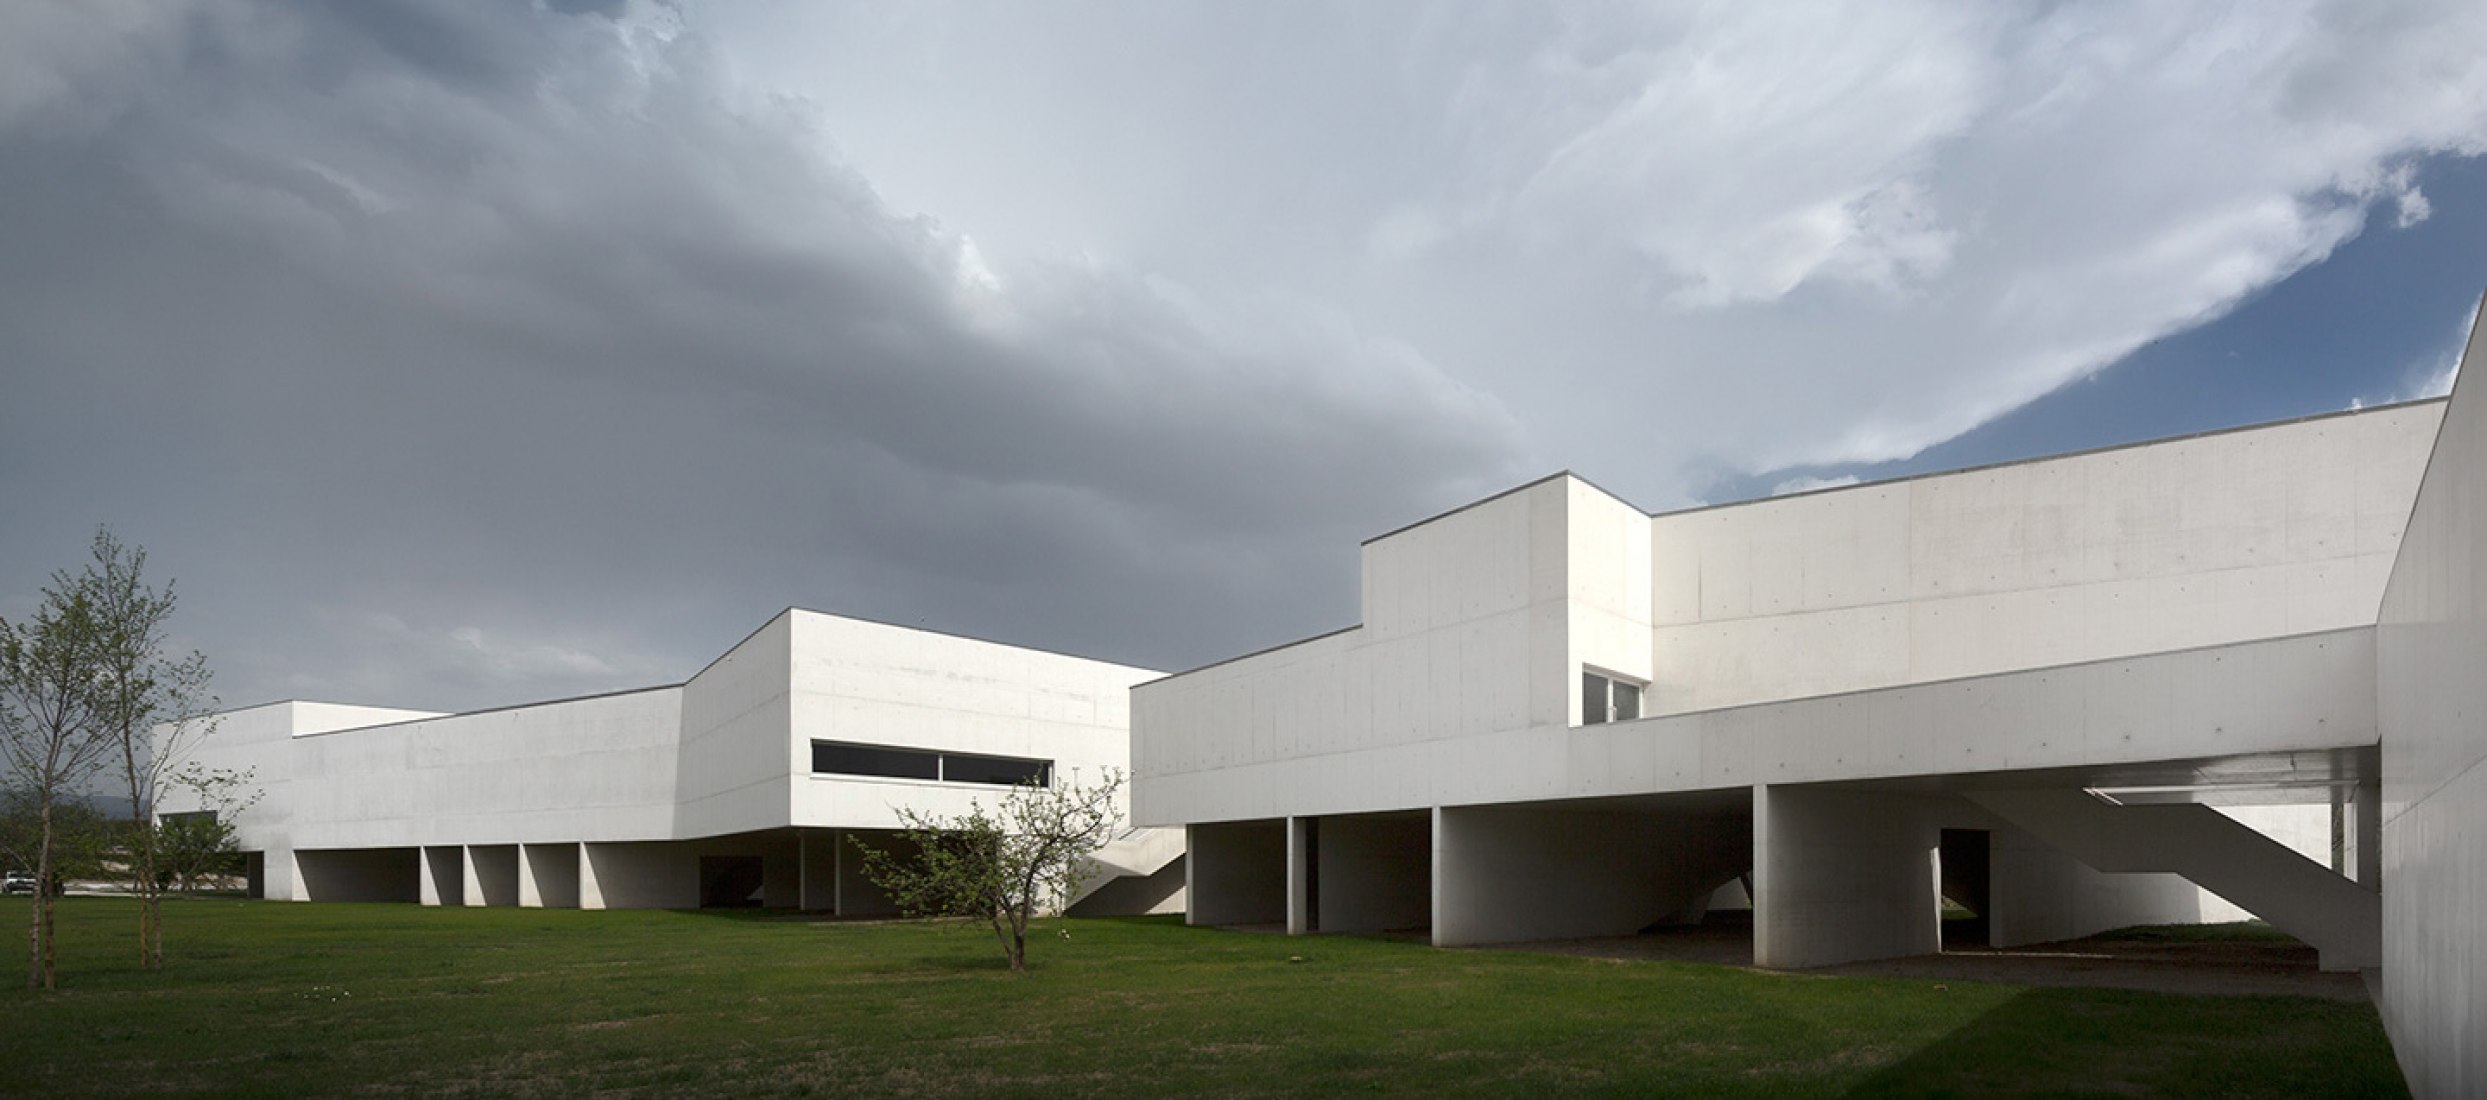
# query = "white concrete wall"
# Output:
<box><xmin>155</xmin><ymin>700</ymin><xmax>442</xmax><ymax>899</ymax></box>
<box><xmin>1143</xmin><ymin>628</ymin><xmax>2376</xmax><ymax>824</ymax></box>
<box><xmin>1651</xmin><ymin>402</ymin><xmax>2440</xmax><ymax>714</ymax></box>
<box><xmin>1133</xmin><ymin>477</ymin><xmax>1574</xmax><ymax>825</ymax></box>
<box><xmin>276</xmin><ymin>688</ymin><xmax>685</xmax><ymax>851</ymax></box>
<box><xmin>2376</xmin><ymin>302</ymin><xmax>2487</xmax><ymax>1096</ymax></box>
<box><xmin>677</xmin><ymin>614</ymin><xmax>795</xmax><ymax>839</ymax></box>
<box><xmin>1567</xmin><ymin>480</ymin><xmax>1656</xmax><ymax>723</ymax></box>
<box><xmin>161</xmin><ymin>611</ymin><xmax>1164</xmax><ymax>911</ymax></box>
<box><xmin>789</xmin><ymin>611</ymin><xmax>1150</xmax><ymax>831</ymax></box>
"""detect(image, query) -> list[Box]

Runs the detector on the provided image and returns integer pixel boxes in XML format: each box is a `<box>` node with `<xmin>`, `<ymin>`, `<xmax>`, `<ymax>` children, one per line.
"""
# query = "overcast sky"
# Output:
<box><xmin>6</xmin><ymin>1</ymin><xmax>2487</xmax><ymax>713</ymax></box>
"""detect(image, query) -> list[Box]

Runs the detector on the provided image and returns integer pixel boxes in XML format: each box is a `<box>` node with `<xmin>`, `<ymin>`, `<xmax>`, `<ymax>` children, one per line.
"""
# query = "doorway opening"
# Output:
<box><xmin>699</xmin><ymin>855</ymin><xmax>765</xmax><ymax>908</ymax></box>
<box><xmin>1939</xmin><ymin>828</ymin><xmax>1991</xmax><ymax>949</ymax></box>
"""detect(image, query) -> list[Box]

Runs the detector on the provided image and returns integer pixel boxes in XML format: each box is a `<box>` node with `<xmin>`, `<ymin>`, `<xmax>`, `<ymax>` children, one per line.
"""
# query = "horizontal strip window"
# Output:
<box><xmin>812</xmin><ymin>742</ymin><xmax>938</xmax><ymax>781</ymax></box>
<box><xmin>940</xmin><ymin>752</ymin><xmax>1052</xmax><ymax>788</ymax></box>
<box><xmin>810</xmin><ymin>740</ymin><xmax>1053</xmax><ymax>787</ymax></box>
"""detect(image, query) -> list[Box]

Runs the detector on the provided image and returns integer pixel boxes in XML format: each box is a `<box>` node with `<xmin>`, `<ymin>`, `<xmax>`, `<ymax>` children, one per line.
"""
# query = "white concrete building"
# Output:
<box><xmin>162</xmin><ymin>609</ymin><xmax>1183</xmax><ymax>916</ymax></box>
<box><xmin>1137</xmin><ymin>298</ymin><xmax>2487</xmax><ymax>1093</ymax></box>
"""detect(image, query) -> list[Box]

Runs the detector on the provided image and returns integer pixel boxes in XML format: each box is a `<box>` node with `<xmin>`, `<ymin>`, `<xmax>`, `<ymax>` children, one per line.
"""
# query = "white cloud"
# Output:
<box><xmin>8</xmin><ymin>1</ymin><xmax>2487</xmax><ymax>708</ymax></box>
<box><xmin>713</xmin><ymin>2</ymin><xmax>2487</xmax><ymax>508</ymax></box>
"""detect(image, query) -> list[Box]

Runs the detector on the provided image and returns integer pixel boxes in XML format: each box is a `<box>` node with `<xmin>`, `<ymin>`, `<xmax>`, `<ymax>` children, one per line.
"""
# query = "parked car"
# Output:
<box><xmin>1</xmin><ymin>871</ymin><xmax>34</xmax><ymax>896</ymax></box>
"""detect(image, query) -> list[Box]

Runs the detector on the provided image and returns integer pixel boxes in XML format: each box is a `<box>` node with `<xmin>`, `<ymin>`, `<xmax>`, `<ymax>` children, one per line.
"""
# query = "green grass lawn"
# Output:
<box><xmin>0</xmin><ymin>898</ymin><xmax>2404</xmax><ymax>1098</ymax></box>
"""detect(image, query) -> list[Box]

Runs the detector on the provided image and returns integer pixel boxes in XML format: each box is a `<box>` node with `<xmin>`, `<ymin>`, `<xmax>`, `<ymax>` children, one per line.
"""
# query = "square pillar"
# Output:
<box><xmin>1753</xmin><ymin>783</ymin><xmax>1942</xmax><ymax>969</ymax></box>
<box><xmin>517</xmin><ymin>844</ymin><xmax>543</xmax><ymax>908</ymax></box>
<box><xmin>800</xmin><ymin>829</ymin><xmax>840</xmax><ymax>911</ymax></box>
<box><xmin>579</xmin><ymin>843</ymin><xmax>606</xmax><ymax>910</ymax></box>
<box><xmin>1286</xmin><ymin>816</ymin><xmax>1315</xmax><ymax>936</ymax></box>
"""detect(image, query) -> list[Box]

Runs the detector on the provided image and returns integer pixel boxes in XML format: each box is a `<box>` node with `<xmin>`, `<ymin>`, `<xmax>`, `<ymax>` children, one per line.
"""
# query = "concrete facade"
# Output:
<box><xmin>1139</xmin><ymin>385</ymin><xmax>2466</xmax><ymax>1081</ymax></box>
<box><xmin>160</xmin><ymin>609</ymin><xmax>1183</xmax><ymax>916</ymax></box>
<box><xmin>2377</xmin><ymin>307</ymin><xmax>2487</xmax><ymax>1096</ymax></box>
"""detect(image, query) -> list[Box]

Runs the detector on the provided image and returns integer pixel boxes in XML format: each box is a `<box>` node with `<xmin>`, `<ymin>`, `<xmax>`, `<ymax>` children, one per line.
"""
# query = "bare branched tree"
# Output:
<box><xmin>0</xmin><ymin>566</ymin><xmax>113</xmax><ymax>991</ymax></box>
<box><xmin>853</xmin><ymin>769</ymin><xmax>1124</xmax><ymax>972</ymax></box>
<box><xmin>76</xmin><ymin>529</ymin><xmax>218</xmax><ymax>970</ymax></box>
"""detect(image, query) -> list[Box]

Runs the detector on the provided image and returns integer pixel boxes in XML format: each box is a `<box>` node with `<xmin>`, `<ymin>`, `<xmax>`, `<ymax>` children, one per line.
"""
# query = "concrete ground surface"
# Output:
<box><xmin>1480</xmin><ymin>913</ymin><xmax>2371</xmax><ymax>1003</ymax></box>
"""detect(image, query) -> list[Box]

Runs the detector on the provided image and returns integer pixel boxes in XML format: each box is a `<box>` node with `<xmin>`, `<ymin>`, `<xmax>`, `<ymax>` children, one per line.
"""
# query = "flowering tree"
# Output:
<box><xmin>853</xmin><ymin>769</ymin><xmax>1123</xmax><ymax>972</ymax></box>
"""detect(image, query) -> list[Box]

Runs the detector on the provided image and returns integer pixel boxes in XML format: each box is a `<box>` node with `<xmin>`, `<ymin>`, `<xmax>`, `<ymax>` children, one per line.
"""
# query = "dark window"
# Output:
<box><xmin>1582</xmin><ymin>671</ymin><xmax>1646</xmax><ymax>725</ymax></box>
<box><xmin>941</xmin><ymin>752</ymin><xmax>1052</xmax><ymax>788</ymax></box>
<box><xmin>808</xmin><ymin>740</ymin><xmax>1053</xmax><ymax>787</ymax></box>
<box><xmin>162</xmin><ymin>810</ymin><xmax>217</xmax><ymax>827</ymax></box>
<box><xmin>812</xmin><ymin>741</ymin><xmax>939</xmax><ymax>781</ymax></box>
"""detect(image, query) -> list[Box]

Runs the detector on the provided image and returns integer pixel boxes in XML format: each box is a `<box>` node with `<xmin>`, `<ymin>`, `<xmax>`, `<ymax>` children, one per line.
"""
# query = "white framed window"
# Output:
<box><xmin>1582</xmin><ymin>669</ymin><xmax>1644</xmax><ymax>725</ymax></box>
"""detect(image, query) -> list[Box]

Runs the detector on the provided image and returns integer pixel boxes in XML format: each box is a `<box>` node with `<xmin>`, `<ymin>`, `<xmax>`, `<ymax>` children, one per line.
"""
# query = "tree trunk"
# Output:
<box><xmin>29</xmin><ymin>794</ymin><xmax>53</xmax><ymax>990</ymax></box>
<box><xmin>123</xmin><ymin>734</ymin><xmax>163</xmax><ymax>970</ymax></box>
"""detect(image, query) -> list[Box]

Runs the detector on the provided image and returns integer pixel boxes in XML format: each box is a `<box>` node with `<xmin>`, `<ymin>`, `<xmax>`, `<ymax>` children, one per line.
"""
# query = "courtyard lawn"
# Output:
<box><xmin>0</xmin><ymin>898</ymin><xmax>2404</xmax><ymax>1097</ymax></box>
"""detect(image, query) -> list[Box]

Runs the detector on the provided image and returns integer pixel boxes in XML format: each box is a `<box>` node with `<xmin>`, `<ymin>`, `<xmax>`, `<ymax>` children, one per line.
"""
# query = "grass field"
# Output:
<box><xmin>0</xmin><ymin>897</ymin><xmax>2405</xmax><ymax>1097</ymax></box>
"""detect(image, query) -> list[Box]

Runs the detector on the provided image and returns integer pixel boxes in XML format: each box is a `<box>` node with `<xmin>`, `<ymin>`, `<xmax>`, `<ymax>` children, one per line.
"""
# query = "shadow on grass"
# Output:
<box><xmin>1847</xmin><ymin>985</ymin><xmax>2409</xmax><ymax>1098</ymax></box>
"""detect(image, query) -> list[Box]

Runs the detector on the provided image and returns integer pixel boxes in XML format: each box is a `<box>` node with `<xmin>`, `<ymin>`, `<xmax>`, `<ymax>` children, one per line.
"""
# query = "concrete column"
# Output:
<box><xmin>1286</xmin><ymin>816</ymin><xmax>1314</xmax><ymax>936</ymax></box>
<box><xmin>800</xmin><ymin>829</ymin><xmax>838</xmax><ymax>911</ymax></box>
<box><xmin>284</xmin><ymin>850</ymin><xmax>310</xmax><ymax>902</ymax></box>
<box><xmin>517</xmin><ymin>844</ymin><xmax>543</xmax><ymax>908</ymax></box>
<box><xmin>1753</xmin><ymin>783</ymin><xmax>1941</xmax><ymax>969</ymax></box>
<box><xmin>759</xmin><ymin>832</ymin><xmax>801</xmax><ymax>909</ymax></box>
<box><xmin>578</xmin><ymin>842</ymin><xmax>606</xmax><ymax>910</ymax></box>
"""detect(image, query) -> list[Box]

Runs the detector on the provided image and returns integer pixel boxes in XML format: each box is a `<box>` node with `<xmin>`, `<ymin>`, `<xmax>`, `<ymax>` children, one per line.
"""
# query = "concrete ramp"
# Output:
<box><xmin>1067</xmin><ymin>826</ymin><xmax>1187</xmax><ymax>915</ymax></box>
<box><xmin>1965</xmin><ymin>789</ymin><xmax>2377</xmax><ymax>971</ymax></box>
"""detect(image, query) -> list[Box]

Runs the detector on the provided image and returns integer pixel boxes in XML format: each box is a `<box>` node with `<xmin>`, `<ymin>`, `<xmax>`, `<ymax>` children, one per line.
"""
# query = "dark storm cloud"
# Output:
<box><xmin>0</xmin><ymin>1</ymin><xmax>1526</xmax><ymax>710</ymax></box>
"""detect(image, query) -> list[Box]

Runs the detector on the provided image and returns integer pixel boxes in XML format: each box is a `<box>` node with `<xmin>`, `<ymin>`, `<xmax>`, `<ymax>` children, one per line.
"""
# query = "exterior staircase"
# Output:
<box><xmin>1965</xmin><ymin>788</ymin><xmax>2378</xmax><ymax>971</ymax></box>
<box><xmin>1064</xmin><ymin>825</ymin><xmax>1187</xmax><ymax>916</ymax></box>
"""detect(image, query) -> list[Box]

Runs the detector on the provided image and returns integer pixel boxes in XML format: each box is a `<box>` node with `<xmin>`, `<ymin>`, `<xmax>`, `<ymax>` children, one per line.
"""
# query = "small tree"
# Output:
<box><xmin>0</xmin><ymin>573</ymin><xmax>113</xmax><ymax>990</ymax></box>
<box><xmin>853</xmin><ymin>769</ymin><xmax>1124</xmax><ymax>972</ymax></box>
<box><xmin>154</xmin><ymin>764</ymin><xmax>261</xmax><ymax>895</ymax></box>
<box><xmin>75</xmin><ymin>529</ymin><xmax>218</xmax><ymax>969</ymax></box>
